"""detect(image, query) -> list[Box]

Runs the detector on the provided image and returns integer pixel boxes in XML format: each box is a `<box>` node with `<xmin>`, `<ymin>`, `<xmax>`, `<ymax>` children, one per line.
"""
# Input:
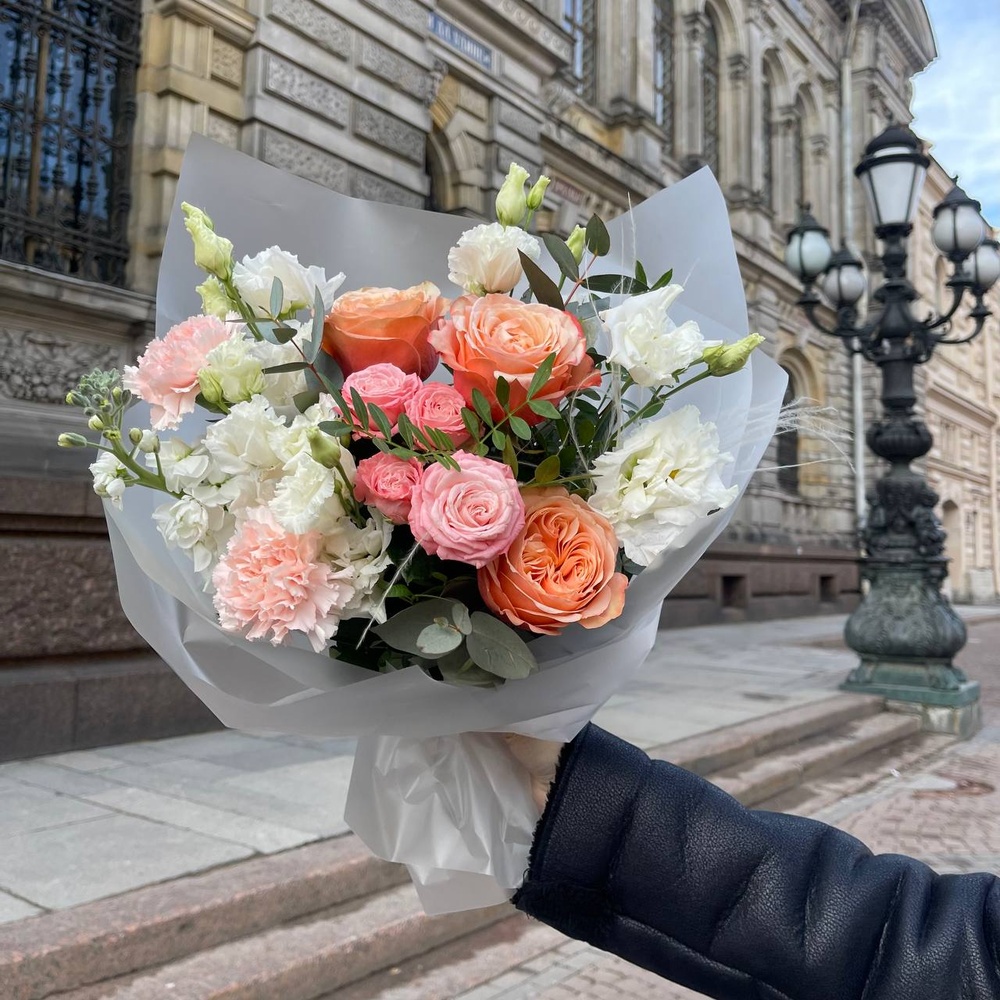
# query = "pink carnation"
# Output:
<box><xmin>212</xmin><ymin>507</ymin><xmax>354</xmax><ymax>653</ymax></box>
<box><xmin>409</xmin><ymin>452</ymin><xmax>525</xmax><ymax>568</ymax></box>
<box><xmin>403</xmin><ymin>382</ymin><xmax>470</xmax><ymax>449</ymax></box>
<box><xmin>355</xmin><ymin>453</ymin><xmax>423</xmax><ymax>524</ymax></box>
<box><xmin>339</xmin><ymin>363</ymin><xmax>422</xmax><ymax>434</ymax></box>
<box><xmin>123</xmin><ymin>316</ymin><xmax>230</xmax><ymax>430</ymax></box>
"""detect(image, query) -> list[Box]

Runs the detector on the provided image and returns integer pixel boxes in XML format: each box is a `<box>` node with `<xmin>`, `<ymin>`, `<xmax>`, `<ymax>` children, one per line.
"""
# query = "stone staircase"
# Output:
<box><xmin>0</xmin><ymin>694</ymin><xmax>948</xmax><ymax>1000</ymax></box>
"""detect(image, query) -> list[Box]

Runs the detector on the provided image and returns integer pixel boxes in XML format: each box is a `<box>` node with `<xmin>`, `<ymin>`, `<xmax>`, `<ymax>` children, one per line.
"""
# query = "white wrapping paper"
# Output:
<box><xmin>104</xmin><ymin>135</ymin><xmax>786</xmax><ymax>912</ymax></box>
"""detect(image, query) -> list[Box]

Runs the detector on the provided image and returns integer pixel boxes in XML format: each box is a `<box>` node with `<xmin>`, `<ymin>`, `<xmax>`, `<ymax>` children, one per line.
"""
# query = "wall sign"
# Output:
<box><xmin>429</xmin><ymin>13</ymin><xmax>494</xmax><ymax>71</ymax></box>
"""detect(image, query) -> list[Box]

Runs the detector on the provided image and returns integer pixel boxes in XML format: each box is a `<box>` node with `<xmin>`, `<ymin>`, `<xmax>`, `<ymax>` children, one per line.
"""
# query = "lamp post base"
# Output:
<box><xmin>841</xmin><ymin>658</ymin><xmax>981</xmax><ymax>738</ymax></box>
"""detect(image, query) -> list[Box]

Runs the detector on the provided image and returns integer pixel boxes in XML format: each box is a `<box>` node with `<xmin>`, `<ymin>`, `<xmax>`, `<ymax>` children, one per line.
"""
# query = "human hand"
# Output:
<box><xmin>503</xmin><ymin>733</ymin><xmax>565</xmax><ymax>811</ymax></box>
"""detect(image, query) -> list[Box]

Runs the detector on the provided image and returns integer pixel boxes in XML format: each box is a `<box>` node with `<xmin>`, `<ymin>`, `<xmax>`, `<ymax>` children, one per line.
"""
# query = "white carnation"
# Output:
<box><xmin>90</xmin><ymin>451</ymin><xmax>128</xmax><ymax>509</ymax></box>
<box><xmin>602</xmin><ymin>285</ymin><xmax>719</xmax><ymax>388</ymax></box>
<box><xmin>199</xmin><ymin>328</ymin><xmax>265</xmax><ymax>405</ymax></box>
<box><xmin>153</xmin><ymin>497</ymin><xmax>227</xmax><ymax>574</ymax></box>
<box><xmin>151</xmin><ymin>439</ymin><xmax>212</xmax><ymax>493</ymax></box>
<box><xmin>447</xmin><ymin>223</ymin><xmax>541</xmax><ymax>295</ymax></box>
<box><xmin>324</xmin><ymin>513</ymin><xmax>394</xmax><ymax>620</ymax></box>
<box><xmin>232</xmin><ymin>246</ymin><xmax>345</xmax><ymax>317</ymax></box>
<box><xmin>588</xmin><ymin>405</ymin><xmax>738</xmax><ymax>567</ymax></box>
<box><xmin>202</xmin><ymin>395</ymin><xmax>287</xmax><ymax>477</ymax></box>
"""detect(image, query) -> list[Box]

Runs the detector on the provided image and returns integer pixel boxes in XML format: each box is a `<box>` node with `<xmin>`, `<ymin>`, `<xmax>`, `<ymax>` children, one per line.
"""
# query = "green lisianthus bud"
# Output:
<box><xmin>58</xmin><ymin>433</ymin><xmax>89</xmax><ymax>448</ymax></box>
<box><xmin>198</xmin><ymin>369</ymin><xmax>225</xmax><ymax>406</ymax></box>
<box><xmin>702</xmin><ymin>333</ymin><xmax>766</xmax><ymax>377</ymax></box>
<box><xmin>495</xmin><ymin>162</ymin><xmax>530</xmax><ymax>228</ymax></box>
<box><xmin>182</xmin><ymin>202</ymin><xmax>234</xmax><ymax>280</ymax></box>
<box><xmin>307</xmin><ymin>427</ymin><xmax>341</xmax><ymax>469</ymax></box>
<box><xmin>566</xmin><ymin>225</ymin><xmax>587</xmax><ymax>264</ymax></box>
<box><xmin>526</xmin><ymin>174</ymin><xmax>551</xmax><ymax>212</ymax></box>
<box><xmin>196</xmin><ymin>276</ymin><xmax>232</xmax><ymax>319</ymax></box>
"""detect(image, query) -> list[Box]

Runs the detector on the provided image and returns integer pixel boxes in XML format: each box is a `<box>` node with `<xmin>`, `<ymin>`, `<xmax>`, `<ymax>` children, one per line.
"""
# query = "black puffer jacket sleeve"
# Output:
<box><xmin>513</xmin><ymin>724</ymin><xmax>1000</xmax><ymax>1000</ymax></box>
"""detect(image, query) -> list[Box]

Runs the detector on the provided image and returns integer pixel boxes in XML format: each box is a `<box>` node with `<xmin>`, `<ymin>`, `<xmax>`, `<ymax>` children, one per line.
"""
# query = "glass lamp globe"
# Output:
<box><xmin>821</xmin><ymin>244</ymin><xmax>867</xmax><ymax>307</ymax></box>
<box><xmin>855</xmin><ymin>123</ymin><xmax>930</xmax><ymax>231</ymax></box>
<box><xmin>932</xmin><ymin>182</ymin><xmax>986</xmax><ymax>259</ymax></box>
<box><xmin>968</xmin><ymin>238</ymin><xmax>1000</xmax><ymax>292</ymax></box>
<box><xmin>785</xmin><ymin>207</ymin><xmax>833</xmax><ymax>282</ymax></box>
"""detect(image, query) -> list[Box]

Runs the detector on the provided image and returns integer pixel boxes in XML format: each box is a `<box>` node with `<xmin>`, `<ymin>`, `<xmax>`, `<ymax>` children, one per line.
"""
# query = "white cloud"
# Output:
<box><xmin>911</xmin><ymin>0</ymin><xmax>1000</xmax><ymax>226</ymax></box>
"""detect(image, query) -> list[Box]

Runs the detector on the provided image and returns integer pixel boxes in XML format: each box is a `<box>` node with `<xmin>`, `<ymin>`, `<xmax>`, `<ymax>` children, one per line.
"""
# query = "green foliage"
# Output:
<box><xmin>585</xmin><ymin>214</ymin><xmax>611</xmax><ymax>257</ymax></box>
<box><xmin>518</xmin><ymin>251</ymin><xmax>564</xmax><ymax>309</ymax></box>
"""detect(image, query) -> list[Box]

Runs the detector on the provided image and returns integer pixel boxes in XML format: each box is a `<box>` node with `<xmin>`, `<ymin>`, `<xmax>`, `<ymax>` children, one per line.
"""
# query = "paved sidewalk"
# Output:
<box><xmin>456</xmin><ymin>613</ymin><xmax>1000</xmax><ymax>1000</ymax></box>
<box><xmin>1</xmin><ymin>608</ymin><xmax>996</xmax><ymax>927</ymax></box>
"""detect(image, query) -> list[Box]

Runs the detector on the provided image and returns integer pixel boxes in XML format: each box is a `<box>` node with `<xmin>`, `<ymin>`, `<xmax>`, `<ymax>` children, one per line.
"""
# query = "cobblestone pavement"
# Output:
<box><xmin>457</xmin><ymin>618</ymin><xmax>1000</xmax><ymax>1000</ymax></box>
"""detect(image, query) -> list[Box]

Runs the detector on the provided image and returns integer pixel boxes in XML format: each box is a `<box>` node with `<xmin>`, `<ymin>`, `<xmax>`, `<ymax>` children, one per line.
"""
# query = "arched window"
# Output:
<box><xmin>792</xmin><ymin>94</ymin><xmax>806</xmax><ymax>212</ymax></box>
<box><xmin>702</xmin><ymin>14</ymin><xmax>720</xmax><ymax>175</ymax></box>
<box><xmin>762</xmin><ymin>70</ymin><xmax>774</xmax><ymax>209</ymax></box>
<box><xmin>563</xmin><ymin>0</ymin><xmax>596</xmax><ymax>104</ymax></box>
<box><xmin>0</xmin><ymin>0</ymin><xmax>141</xmax><ymax>285</ymax></box>
<box><xmin>654</xmin><ymin>0</ymin><xmax>674</xmax><ymax>152</ymax></box>
<box><xmin>777</xmin><ymin>374</ymin><xmax>799</xmax><ymax>494</ymax></box>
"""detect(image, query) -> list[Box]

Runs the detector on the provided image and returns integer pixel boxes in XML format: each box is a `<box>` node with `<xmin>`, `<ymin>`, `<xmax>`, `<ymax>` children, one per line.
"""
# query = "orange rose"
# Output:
<box><xmin>322</xmin><ymin>282</ymin><xmax>448</xmax><ymax>379</ymax></box>
<box><xmin>478</xmin><ymin>487</ymin><xmax>627</xmax><ymax>635</ymax></box>
<box><xmin>429</xmin><ymin>294</ymin><xmax>600</xmax><ymax>423</ymax></box>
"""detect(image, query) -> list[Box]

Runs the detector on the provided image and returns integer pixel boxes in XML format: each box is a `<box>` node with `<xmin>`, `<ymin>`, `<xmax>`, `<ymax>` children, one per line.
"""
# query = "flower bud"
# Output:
<box><xmin>104</xmin><ymin>428</ymin><xmax>121</xmax><ymax>442</ymax></box>
<box><xmin>129</xmin><ymin>427</ymin><xmax>144</xmax><ymax>445</ymax></box>
<box><xmin>566</xmin><ymin>225</ymin><xmax>587</xmax><ymax>264</ymax></box>
<box><xmin>307</xmin><ymin>427</ymin><xmax>341</xmax><ymax>469</ymax></box>
<box><xmin>198</xmin><ymin>369</ymin><xmax>225</xmax><ymax>406</ymax></box>
<box><xmin>495</xmin><ymin>163</ymin><xmax>530</xmax><ymax>228</ymax></box>
<box><xmin>196</xmin><ymin>276</ymin><xmax>232</xmax><ymax>319</ymax></box>
<box><xmin>526</xmin><ymin>174</ymin><xmax>551</xmax><ymax>212</ymax></box>
<box><xmin>112</xmin><ymin>387</ymin><xmax>123</xmax><ymax>404</ymax></box>
<box><xmin>58</xmin><ymin>433</ymin><xmax>89</xmax><ymax>448</ymax></box>
<box><xmin>88</xmin><ymin>415</ymin><xmax>105</xmax><ymax>431</ymax></box>
<box><xmin>65</xmin><ymin>390</ymin><xmax>86</xmax><ymax>407</ymax></box>
<box><xmin>137</xmin><ymin>430</ymin><xmax>160</xmax><ymax>454</ymax></box>
<box><xmin>702</xmin><ymin>333</ymin><xmax>766</xmax><ymax>377</ymax></box>
<box><xmin>182</xmin><ymin>202</ymin><xmax>234</xmax><ymax>280</ymax></box>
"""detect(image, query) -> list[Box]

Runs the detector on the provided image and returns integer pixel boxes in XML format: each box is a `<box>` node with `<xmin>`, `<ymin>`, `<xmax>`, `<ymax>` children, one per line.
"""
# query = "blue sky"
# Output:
<box><xmin>911</xmin><ymin>0</ymin><xmax>1000</xmax><ymax>226</ymax></box>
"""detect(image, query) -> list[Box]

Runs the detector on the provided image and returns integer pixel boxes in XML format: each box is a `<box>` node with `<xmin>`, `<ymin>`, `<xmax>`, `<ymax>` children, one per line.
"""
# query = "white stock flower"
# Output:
<box><xmin>153</xmin><ymin>497</ymin><xmax>227</xmax><ymax>574</ymax></box>
<box><xmin>447</xmin><ymin>223</ymin><xmax>541</xmax><ymax>295</ymax></box>
<box><xmin>198</xmin><ymin>328</ymin><xmax>266</xmax><ymax>406</ymax></box>
<box><xmin>270</xmin><ymin>455</ymin><xmax>346</xmax><ymax>535</ymax></box>
<box><xmin>202</xmin><ymin>395</ymin><xmax>287</xmax><ymax>477</ymax></box>
<box><xmin>90</xmin><ymin>451</ymin><xmax>128</xmax><ymax>509</ymax></box>
<box><xmin>601</xmin><ymin>285</ymin><xmax>719</xmax><ymax>389</ymax></box>
<box><xmin>152</xmin><ymin>439</ymin><xmax>212</xmax><ymax>493</ymax></box>
<box><xmin>588</xmin><ymin>405</ymin><xmax>738</xmax><ymax>567</ymax></box>
<box><xmin>232</xmin><ymin>247</ymin><xmax>345</xmax><ymax>317</ymax></box>
<box><xmin>325</xmin><ymin>513</ymin><xmax>394</xmax><ymax>619</ymax></box>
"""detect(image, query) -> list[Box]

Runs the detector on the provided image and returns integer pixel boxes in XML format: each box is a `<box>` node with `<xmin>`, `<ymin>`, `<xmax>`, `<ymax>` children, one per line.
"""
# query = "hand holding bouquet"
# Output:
<box><xmin>57</xmin><ymin>139</ymin><xmax>785</xmax><ymax>911</ymax></box>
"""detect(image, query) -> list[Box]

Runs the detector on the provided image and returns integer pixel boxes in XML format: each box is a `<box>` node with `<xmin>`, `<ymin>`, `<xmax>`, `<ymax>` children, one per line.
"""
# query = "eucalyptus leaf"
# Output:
<box><xmin>518</xmin><ymin>251</ymin><xmax>564</xmax><ymax>310</ymax></box>
<box><xmin>451</xmin><ymin>602</ymin><xmax>473</xmax><ymax>635</ymax></box>
<box><xmin>467</xmin><ymin>612</ymin><xmax>538</xmax><ymax>680</ymax></box>
<box><xmin>436</xmin><ymin>649</ymin><xmax>500</xmax><ymax>689</ymax></box>
<box><xmin>263</xmin><ymin>361</ymin><xmax>309</xmax><ymax>374</ymax></box>
<box><xmin>375</xmin><ymin>598</ymin><xmax>469</xmax><ymax>657</ymax></box>
<box><xmin>541</xmin><ymin>232</ymin><xmax>579</xmax><ymax>281</ymax></box>
<box><xmin>294</xmin><ymin>389</ymin><xmax>322</xmax><ymax>413</ymax></box>
<box><xmin>585</xmin><ymin>214</ymin><xmax>611</xmax><ymax>257</ymax></box>
<box><xmin>417</xmin><ymin>622</ymin><xmax>464</xmax><ymax>656</ymax></box>
<box><xmin>582</xmin><ymin>274</ymin><xmax>642</xmax><ymax>294</ymax></box>
<box><xmin>308</xmin><ymin>287</ymin><xmax>326</xmax><ymax>363</ymax></box>
<box><xmin>269</xmin><ymin>276</ymin><xmax>284</xmax><ymax>319</ymax></box>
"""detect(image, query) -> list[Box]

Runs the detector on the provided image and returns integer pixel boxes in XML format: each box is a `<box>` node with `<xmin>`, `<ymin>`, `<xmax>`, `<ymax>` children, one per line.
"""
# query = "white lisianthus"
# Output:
<box><xmin>447</xmin><ymin>223</ymin><xmax>541</xmax><ymax>295</ymax></box>
<box><xmin>270</xmin><ymin>455</ymin><xmax>346</xmax><ymax>535</ymax></box>
<box><xmin>202</xmin><ymin>395</ymin><xmax>287</xmax><ymax>477</ymax></box>
<box><xmin>232</xmin><ymin>247</ymin><xmax>345</xmax><ymax>317</ymax></box>
<box><xmin>601</xmin><ymin>284</ymin><xmax>720</xmax><ymax>389</ymax></box>
<box><xmin>325</xmin><ymin>513</ymin><xmax>394</xmax><ymax>619</ymax></box>
<box><xmin>196</xmin><ymin>276</ymin><xmax>232</xmax><ymax>319</ymax></box>
<box><xmin>198</xmin><ymin>328</ymin><xmax>266</xmax><ymax>407</ymax></box>
<box><xmin>153</xmin><ymin>497</ymin><xmax>227</xmax><ymax>573</ymax></box>
<box><xmin>588</xmin><ymin>405</ymin><xmax>738</xmax><ymax>567</ymax></box>
<box><xmin>150</xmin><ymin>439</ymin><xmax>212</xmax><ymax>493</ymax></box>
<box><xmin>249</xmin><ymin>329</ymin><xmax>310</xmax><ymax>408</ymax></box>
<box><xmin>90</xmin><ymin>451</ymin><xmax>129</xmax><ymax>509</ymax></box>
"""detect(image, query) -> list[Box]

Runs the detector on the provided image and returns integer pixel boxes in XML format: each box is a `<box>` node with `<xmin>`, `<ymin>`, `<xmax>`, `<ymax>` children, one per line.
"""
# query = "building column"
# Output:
<box><xmin>677</xmin><ymin>10</ymin><xmax>707</xmax><ymax>173</ymax></box>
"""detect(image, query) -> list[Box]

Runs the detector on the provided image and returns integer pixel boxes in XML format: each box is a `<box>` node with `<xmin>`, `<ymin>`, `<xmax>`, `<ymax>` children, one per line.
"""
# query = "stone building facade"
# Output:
<box><xmin>1</xmin><ymin>0</ymin><xmax>995</xmax><ymax>753</ymax></box>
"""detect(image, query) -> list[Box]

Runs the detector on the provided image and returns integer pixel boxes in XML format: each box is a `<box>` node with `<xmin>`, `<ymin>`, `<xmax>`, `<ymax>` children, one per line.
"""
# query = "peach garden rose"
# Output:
<box><xmin>322</xmin><ymin>282</ymin><xmax>448</xmax><ymax>380</ymax></box>
<box><xmin>408</xmin><ymin>451</ymin><xmax>525</xmax><ymax>568</ymax></box>
<box><xmin>478</xmin><ymin>487</ymin><xmax>628</xmax><ymax>635</ymax></box>
<box><xmin>429</xmin><ymin>294</ymin><xmax>600</xmax><ymax>423</ymax></box>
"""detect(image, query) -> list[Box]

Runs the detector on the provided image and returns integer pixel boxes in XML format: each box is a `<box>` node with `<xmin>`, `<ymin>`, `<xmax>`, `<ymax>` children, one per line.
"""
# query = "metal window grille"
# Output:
<box><xmin>653</xmin><ymin>0</ymin><xmax>673</xmax><ymax>151</ymax></box>
<box><xmin>777</xmin><ymin>377</ymin><xmax>799</xmax><ymax>494</ymax></box>
<box><xmin>762</xmin><ymin>73</ymin><xmax>773</xmax><ymax>209</ymax></box>
<box><xmin>562</xmin><ymin>0</ymin><xmax>596</xmax><ymax>105</ymax></box>
<box><xmin>702</xmin><ymin>16</ymin><xmax>719</xmax><ymax>175</ymax></box>
<box><xmin>0</xmin><ymin>0</ymin><xmax>140</xmax><ymax>286</ymax></box>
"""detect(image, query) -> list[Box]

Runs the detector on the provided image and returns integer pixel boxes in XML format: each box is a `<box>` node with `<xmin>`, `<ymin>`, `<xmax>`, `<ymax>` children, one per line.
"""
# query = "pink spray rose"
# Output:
<box><xmin>409</xmin><ymin>452</ymin><xmax>525</xmax><ymax>568</ymax></box>
<box><xmin>403</xmin><ymin>382</ymin><xmax>470</xmax><ymax>449</ymax></box>
<box><xmin>123</xmin><ymin>315</ymin><xmax>230</xmax><ymax>430</ymax></box>
<box><xmin>339</xmin><ymin>363</ymin><xmax>422</xmax><ymax>433</ymax></box>
<box><xmin>212</xmin><ymin>507</ymin><xmax>355</xmax><ymax>653</ymax></box>
<box><xmin>354</xmin><ymin>453</ymin><xmax>423</xmax><ymax>524</ymax></box>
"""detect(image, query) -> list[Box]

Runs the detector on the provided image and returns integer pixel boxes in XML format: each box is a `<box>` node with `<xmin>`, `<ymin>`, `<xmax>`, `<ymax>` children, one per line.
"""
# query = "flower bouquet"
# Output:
<box><xmin>60</xmin><ymin>136</ymin><xmax>785</xmax><ymax>912</ymax></box>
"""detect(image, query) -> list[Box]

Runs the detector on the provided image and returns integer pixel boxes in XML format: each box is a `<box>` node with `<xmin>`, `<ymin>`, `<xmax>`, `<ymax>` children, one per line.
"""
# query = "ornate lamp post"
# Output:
<box><xmin>784</xmin><ymin>123</ymin><xmax>1000</xmax><ymax>737</ymax></box>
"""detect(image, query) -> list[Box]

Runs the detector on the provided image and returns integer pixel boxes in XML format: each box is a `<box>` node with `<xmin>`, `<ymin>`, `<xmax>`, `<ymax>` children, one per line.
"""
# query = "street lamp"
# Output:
<box><xmin>785</xmin><ymin>122</ymin><xmax>1000</xmax><ymax>737</ymax></box>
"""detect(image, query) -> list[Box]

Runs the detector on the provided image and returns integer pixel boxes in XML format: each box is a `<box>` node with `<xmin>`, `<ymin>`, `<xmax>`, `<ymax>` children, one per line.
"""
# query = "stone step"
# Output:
<box><xmin>649</xmin><ymin>692</ymin><xmax>885</xmax><ymax>776</ymax></box>
<box><xmin>324</xmin><ymin>914</ymin><xmax>565</xmax><ymax>1000</ymax></box>
<box><xmin>0</xmin><ymin>836</ymin><xmax>408</xmax><ymax>1000</ymax></box>
<box><xmin>709</xmin><ymin>711</ymin><xmax>923</xmax><ymax>807</ymax></box>
<box><xmin>54</xmin><ymin>885</ymin><xmax>510</xmax><ymax>1000</ymax></box>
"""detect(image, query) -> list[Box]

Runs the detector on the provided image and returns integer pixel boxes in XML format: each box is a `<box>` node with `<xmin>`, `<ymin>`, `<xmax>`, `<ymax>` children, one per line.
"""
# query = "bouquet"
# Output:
<box><xmin>59</xmin><ymin>137</ymin><xmax>786</xmax><ymax>912</ymax></box>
